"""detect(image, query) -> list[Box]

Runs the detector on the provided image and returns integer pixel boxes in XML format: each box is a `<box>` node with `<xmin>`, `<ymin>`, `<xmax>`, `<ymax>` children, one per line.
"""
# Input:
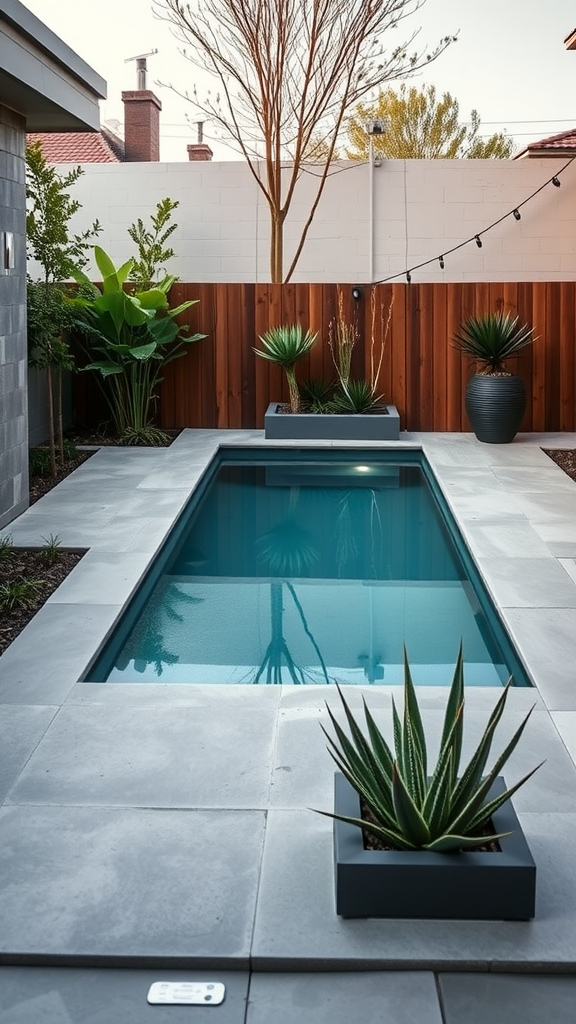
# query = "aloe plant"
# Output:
<box><xmin>253</xmin><ymin>325</ymin><xmax>318</xmax><ymax>413</ymax></box>
<box><xmin>319</xmin><ymin>646</ymin><xmax>542</xmax><ymax>851</ymax></box>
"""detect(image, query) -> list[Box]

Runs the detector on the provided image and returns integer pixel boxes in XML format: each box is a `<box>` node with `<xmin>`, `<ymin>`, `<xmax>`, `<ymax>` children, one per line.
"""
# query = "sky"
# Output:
<box><xmin>20</xmin><ymin>0</ymin><xmax>576</xmax><ymax>162</ymax></box>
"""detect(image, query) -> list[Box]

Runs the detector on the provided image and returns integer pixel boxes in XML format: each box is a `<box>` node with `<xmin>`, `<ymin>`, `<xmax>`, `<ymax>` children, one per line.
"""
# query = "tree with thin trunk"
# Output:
<box><xmin>154</xmin><ymin>0</ymin><xmax>455</xmax><ymax>282</ymax></box>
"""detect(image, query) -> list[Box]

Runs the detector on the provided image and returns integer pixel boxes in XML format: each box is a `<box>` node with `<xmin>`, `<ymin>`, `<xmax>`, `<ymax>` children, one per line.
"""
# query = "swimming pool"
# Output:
<box><xmin>86</xmin><ymin>449</ymin><xmax>531</xmax><ymax>686</ymax></box>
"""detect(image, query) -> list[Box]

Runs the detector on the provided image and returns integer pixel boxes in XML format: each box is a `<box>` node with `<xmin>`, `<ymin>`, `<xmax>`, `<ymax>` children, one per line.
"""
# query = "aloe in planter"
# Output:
<box><xmin>319</xmin><ymin>645</ymin><xmax>541</xmax><ymax>851</ymax></box>
<box><xmin>453</xmin><ymin>312</ymin><xmax>536</xmax><ymax>443</ymax></box>
<box><xmin>253</xmin><ymin>325</ymin><xmax>318</xmax><ymax>413</ymax></box>
<box><xmin>71</xmin><ymin>246</ymin><xmax>206</xmax><ymax>444</ymax></box>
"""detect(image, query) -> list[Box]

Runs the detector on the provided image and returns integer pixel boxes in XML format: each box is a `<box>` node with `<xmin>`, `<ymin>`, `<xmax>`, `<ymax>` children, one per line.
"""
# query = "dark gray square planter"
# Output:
<box><xmin>333</xmin><ymin>773</ymin><xmax>536</xmax><ymax>920</ymax></box>
<box><xmin>264</xmin><ymin>403</ymin><xmax>400</xmax><ymax>440</ymax></box>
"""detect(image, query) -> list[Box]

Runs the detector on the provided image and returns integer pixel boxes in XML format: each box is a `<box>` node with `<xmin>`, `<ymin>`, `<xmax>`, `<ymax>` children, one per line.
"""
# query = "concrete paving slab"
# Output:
<box><xmin>550</xmin><ymin>712</ymin><xmax>576</xmax><ymax>764</ymax></box>
<box><xmin>252</xmin><ymin>809</ymin><xmax>576</xmax><ymax>971</ymax></box>
<box><xmin>269</xmin><ymin>701</ymin><xmax>576</xmax><ymax>813</ymax></box>
<box><xmin>475</xmin><ymin>556</ymin><xmax>576</xmax><ymax>608</ymax></box>
<box><xmin>66</xmin><ymin>682</ymin><xmax>282</xmax><ymax>710</ymax></box>
<box><xmin>0</xmin><ymin>604</ymin><xmax>123</xmax><ymax>705</ymax></box>
<box><xmin>457</xmin><ymin>517</ymin><xmax>551</xmax><ymax>560</ymax></box>
<box><xmin>8</xmin><ymin>704</ymin><xmax>277</xmax><ymax>808</ymax></box>
<box><xmin>0</xmin><ymin>705</ymin><xmax>57</xmax><ymax>802</ymax></box>
<box><xmin>246</xmin><ymin>972</ymin><xmax>443</xmax><ymax>1024</ymax></box>
<box><xmin>0</xmin><ymin>806</ymin><xmax>264</xmax><ymax>964</ymax></box>
<box><xmin>46</xmin><ymin>550</ymin><xmax>153</xmax><ymax>606</ymax></box>
<box><xmin>503</xmin><ymin>608</ymin><xmax>576</xmax><ymax>710</ymax></box>
<box><xmin>439</xmin><ymin>973</ymin><xmax>576</xmax><ymax>1024</ymax></box>
<box><xmin>491</xmin><ymin>466</ymin><xmax>576</xmax><ymax>493</ymax></box>
<box><xmin>0</xmin><ymin>967</ymin><xmax>249</xmax><ymax>1023</ymax></box>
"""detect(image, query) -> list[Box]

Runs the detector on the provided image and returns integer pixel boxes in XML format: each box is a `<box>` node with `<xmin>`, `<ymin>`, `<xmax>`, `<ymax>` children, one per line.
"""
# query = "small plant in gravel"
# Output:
<box><xmin>0</xmin><ymin>578</ymin><xmax>45</xmax><ymax>612</ymax></box>
<box><xmin>40</xmin><ymin>534</ymin><xmax>62</xmax><ymax>566</ymax></box>
<box><xmin>0</xmin><ymin>535</ymin><xmax>14</xmax><ymax>564</ymax></box>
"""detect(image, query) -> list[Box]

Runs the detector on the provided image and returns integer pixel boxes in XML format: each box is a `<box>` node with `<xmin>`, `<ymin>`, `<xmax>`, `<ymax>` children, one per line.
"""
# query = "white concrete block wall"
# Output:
<box><xmin>27</xmin><ymin>157</ymin><xmax>576</xmax><ymax>284</ymax></box>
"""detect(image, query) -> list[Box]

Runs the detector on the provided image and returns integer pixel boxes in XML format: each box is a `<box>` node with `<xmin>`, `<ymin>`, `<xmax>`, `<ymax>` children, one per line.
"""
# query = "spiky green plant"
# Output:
<box><xmin>253</xmin><ymin>325</ymin><xmax>318</xmax><ymax>413</ymax></box>
<box><xmin>0</xmin><ymin>534</ymin><xmax>14</xmax><ymax>564</ymax></box>
<box><xmin>300</xmin><ymin>377</ymin><xmax>337</xmax><ymax>413</ymax></box>
<box><xmin>453</xmin><ymin>312</ymin><xmax>536</xmax><ymax>374</ymax></box>
<box><xmin>319</xmin><ymin>646</ymin><xmax>542</xmax><ymax>852</ymax></box>
<box><xmin>332</xmin><ymin>378</ymin><xmax>384</xmax><ymax>414</ymax></box>
<box><xmin>0</xmin><ymin>578</ymin><xmax>44</xmax><ymax>611</ymax></box>
<box><xmin>40</xmin><ymin>534</ymin><xmax>62</xmax><ymax>566</ymax></box>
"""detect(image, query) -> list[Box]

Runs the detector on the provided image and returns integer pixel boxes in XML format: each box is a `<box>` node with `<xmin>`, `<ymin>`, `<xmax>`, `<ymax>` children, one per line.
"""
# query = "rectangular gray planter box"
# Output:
<box><xmin>333</xmin><ymin>773</ymin><xmax>536</xmax><ymax>920</ymax></box>
<box><xmin>264</xmin><ymin>403</ymin><xmax>400</xmax><ymax>440</ymax></box>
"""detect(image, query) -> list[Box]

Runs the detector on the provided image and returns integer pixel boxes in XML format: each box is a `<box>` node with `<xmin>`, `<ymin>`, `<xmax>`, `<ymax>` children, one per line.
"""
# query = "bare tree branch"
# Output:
<box><xmin>154</xmin><ymin>0</ymin><xmax>455</xmax><ymax>281</ymax></box>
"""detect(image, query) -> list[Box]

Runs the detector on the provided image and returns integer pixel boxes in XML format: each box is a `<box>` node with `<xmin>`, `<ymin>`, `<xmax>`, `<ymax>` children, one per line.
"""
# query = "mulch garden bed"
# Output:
<box><xmin>1</xmin><ymin>437</ymin><xmax>575</xmax><ymax>659</ymax></box>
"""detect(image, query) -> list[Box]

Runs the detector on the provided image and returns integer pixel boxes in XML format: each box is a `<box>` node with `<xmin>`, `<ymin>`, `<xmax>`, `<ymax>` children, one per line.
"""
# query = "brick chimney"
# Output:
<box><xmin>122</xmin><ymin>90</ymin><xmax>162</xmax><ymax>161</ymax></box>
<box><xmin>187</xmin><ymin>120</ymin><xmax>213</xmax><ymax>161</ymax></box>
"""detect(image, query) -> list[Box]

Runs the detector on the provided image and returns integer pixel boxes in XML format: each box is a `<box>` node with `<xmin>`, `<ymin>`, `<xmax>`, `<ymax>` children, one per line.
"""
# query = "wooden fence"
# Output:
<box><xmin>75</xmin><ymin>282</ymin><xmax>576</xmax><ymax>433</ymax></box>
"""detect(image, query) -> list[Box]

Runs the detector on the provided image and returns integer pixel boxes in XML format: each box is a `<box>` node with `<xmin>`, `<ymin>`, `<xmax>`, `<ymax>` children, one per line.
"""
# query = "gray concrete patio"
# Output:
<box><xmin>1</xmin><ymin>429</ymin><xmax>576</xmax><ymax>1022</ymax></box>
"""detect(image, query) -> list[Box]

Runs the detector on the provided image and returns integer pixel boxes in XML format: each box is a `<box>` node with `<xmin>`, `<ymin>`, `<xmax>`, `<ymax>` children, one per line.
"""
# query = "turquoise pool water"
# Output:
<box><xmin>87</xmin><ymin>451</ymin><xmax>530</xmax><ymax>686</ymax></box>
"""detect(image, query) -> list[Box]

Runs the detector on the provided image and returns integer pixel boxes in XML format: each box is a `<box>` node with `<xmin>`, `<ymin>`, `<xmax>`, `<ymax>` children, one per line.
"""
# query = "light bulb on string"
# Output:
<box><xmin>406</xmin><ymin>270</ymin><xmax>412</xmax><ymax>284</ymax></box>
<box><xmin>552</xmin><ymin>176</ymin><xmax>561</xmax><ymax>187</ymax></box>
<box><xmin>439</xmin><ymin>255</ymin><xmax>445</xmax><ymax>269</ymax></box>
<box><xmin>513</xmin><ymin>209</ymin><xmax>521</xmax><ymax>221</ymax></box>
<box><xmin>475</xmin><ymin>235</ymin><xmax>483</xmax><ymax>248</ymax></box>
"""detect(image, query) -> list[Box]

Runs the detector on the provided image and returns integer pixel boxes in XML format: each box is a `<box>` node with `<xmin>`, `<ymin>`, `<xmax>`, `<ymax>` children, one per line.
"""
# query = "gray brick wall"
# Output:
<box><xmin>0</xmin><ymin>103</ymin><xmax>28</xmax><ymax>530</ymax></box>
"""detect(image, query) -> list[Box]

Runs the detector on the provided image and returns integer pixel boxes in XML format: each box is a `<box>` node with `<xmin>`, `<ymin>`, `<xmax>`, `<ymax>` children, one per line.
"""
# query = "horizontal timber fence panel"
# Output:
<box><xmin>74</xmin><ymin>282</ymin><xmax>576</xmax><ymax>433</ymax></box>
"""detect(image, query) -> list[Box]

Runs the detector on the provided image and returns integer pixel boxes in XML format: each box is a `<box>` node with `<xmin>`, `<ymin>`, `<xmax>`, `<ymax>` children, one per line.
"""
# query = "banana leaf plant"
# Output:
<box><xmin>70</xmin><ymin>246</ymin><xmax>206</xmax><ymax>443</ymax></box>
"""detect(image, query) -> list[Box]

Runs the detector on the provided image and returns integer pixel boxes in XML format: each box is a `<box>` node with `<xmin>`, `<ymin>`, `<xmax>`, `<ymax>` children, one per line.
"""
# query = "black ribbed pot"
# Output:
<box><xmin>465</xmin><ymin>374</ymin><xmax>526</xmax><ymax>444</ymax></box>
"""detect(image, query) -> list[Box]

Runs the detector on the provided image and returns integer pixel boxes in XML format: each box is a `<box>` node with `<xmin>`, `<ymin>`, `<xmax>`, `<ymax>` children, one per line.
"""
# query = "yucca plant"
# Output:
<box><xmin>332</xmin><ymin>378</ymin><xmax>384</xmax><ymax>414</ymax></box>
<box><xmin>453</xmin><ymin>312</ymin><xmax>535</xmax><ymax>374</ymax></box>
<box><xmin>319</xmin><ymin>646</ymin><xmax>542</xmax><ymax>852</ymax></box>
<box><xmin>253</xmin><ymin>325</ymin><xmax>318</xmax><ymax>413</ymax></box>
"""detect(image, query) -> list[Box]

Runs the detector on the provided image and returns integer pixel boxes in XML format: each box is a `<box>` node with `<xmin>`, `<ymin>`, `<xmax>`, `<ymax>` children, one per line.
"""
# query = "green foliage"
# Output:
<box><xmin>71</xmin><ymin>246</ymin><xmax>206</xmax><ymax>438</ymax></box>
<box><xmin>332</xmin><ymin>379</ymin><xmax>384</xmax><ymax>413</ymax></box>
<box><xmin>26</xmin><ymin>141</ymin><xmax>101</xmax><ymax>284</ymax></box>
<box><xmin>0</xmin><ymin>535</ymin><xmax>14</xmax><ymax>564</ymax></box>
<box><xmin>127</xmin><ymin>198</ymin><xmax>180</xmax><ymax>291</ymax></box>
<box><xmin>346</xmin><ymin>85</ymin><xmax>515</xmax><ymax>160</ymax></box>
<box><xmin>300</xmin><ymin>378</ymin><xmax>337</xmax><ymax>413</ymax></box>
<box><xmin>121</xmin><ymin>425</ymin><xmax>171</xmax><ymax>446</ymax></box>
<box><xmin>40</xmin><ymin>534</ymin><xmax>62</xmax><ymax>566</ymax></box>
<box><xmin>254</xmin><ymin>325</ymin><xmax>318</xmax><ymax>413</ymax></box>
<box><xmin>319</xmin><ymin>647</ymin><xmax>541</xmax><ymax>852</ymax></box>
<box><xmin>0</xmin><ymin>578</ymin><xmax>44</xmax><ymax>611</ymax></box>
<box><xmin>453</xmin><ymin>312</ymin><xmax>536</xmax><ymax>374</ymax></box>
<box><xmin>29</xmin><ymin>447</ymin><xmax>54</xmax><ymax>478</ymax></box>
<box><xmin>27</xmin><ymin>281</ymin><xmax>76</xmax><ymax>373</ymax></box>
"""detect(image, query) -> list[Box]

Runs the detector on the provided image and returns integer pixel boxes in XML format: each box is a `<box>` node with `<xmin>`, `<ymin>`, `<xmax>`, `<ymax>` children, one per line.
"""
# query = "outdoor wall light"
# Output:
<box><xmin>365</xmin><ymin>118</ymin><xmax>387</xmax><ymax>136</ymax></box>
<box><xmin>1</xmin><ymin>231</ymin><xmax>14</xmax><ymax>273</ymax></box>
<box><xmin>352</xmin><ymin>286</ymin><xmax>362</xmax><ymax>301</ymax></box>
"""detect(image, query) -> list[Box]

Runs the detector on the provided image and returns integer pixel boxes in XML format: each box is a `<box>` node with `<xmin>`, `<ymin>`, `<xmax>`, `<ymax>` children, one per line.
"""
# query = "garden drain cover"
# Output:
<box><xmin>147</xmin><ymin>982</ymin><xmax>225</xmax><ymax>1005</ymax></box>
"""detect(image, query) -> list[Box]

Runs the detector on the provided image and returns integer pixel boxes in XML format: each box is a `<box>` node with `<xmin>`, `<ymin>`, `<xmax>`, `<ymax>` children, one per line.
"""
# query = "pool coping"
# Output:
<box><xmin>2</xmin><ymin>429</ymin><xmax>576</xmax><ymax>972</ymax></box>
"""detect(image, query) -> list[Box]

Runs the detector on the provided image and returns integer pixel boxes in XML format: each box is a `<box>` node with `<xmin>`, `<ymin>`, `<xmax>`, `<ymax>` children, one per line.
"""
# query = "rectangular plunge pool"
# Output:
<box><xmin>85</xmin><ymin>450</ymin><xmax>531</xmax><ymax>686</ymax></box>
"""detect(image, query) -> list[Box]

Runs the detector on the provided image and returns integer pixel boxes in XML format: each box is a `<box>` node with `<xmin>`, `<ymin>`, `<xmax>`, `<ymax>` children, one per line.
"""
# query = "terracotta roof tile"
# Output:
<box><xmin>513</xmin><ymin>128</ymin><xmax>576</xmax><ymax>159</ymax></box>
<box><xmin>26</xmin><ymin>129</ymin><xmax>125</xmax><ymax>163</ymax></box>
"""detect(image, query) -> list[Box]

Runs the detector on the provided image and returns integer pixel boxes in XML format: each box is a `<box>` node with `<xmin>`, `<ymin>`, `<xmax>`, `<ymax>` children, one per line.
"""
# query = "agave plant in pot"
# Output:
<box><xmin>318</xmin><ymin>647</ymin><xmax>540</xmax><ymax>919</ymax></box>
<box><xmin>453</xmin><ymin>311</ymin><xmax>536</xmax><ymax>443</ymax></box>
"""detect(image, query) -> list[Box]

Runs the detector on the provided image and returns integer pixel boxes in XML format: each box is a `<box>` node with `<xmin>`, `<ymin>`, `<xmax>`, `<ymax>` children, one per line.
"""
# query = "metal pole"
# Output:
<box><xmin>369</xmin><ymin>136</ymin><xmax>374</xmax><ymax>282</ymax></box>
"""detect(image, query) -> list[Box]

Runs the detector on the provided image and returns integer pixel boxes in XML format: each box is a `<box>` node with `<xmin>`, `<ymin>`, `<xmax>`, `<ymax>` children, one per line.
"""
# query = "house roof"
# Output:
<box><xmin>513</xmin><ymin>127</ymin><xmax>576</xmax><ymax>159</ymax></box>
<box><xmin>26</xmin><ymin>128</ymin><xmax>125</xmax><ymax>163</ymax></box>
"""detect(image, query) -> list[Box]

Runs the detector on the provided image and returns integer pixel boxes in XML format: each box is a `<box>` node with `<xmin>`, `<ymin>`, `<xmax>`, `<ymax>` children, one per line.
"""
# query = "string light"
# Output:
<box><xmin>372</xmin><ymin>158</ymin><xmax>574</xmax><ymax>286</ymax></box>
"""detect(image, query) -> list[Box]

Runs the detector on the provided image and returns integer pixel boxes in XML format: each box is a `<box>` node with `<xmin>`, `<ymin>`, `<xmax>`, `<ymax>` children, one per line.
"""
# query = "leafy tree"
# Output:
<box><xmin>154</xmin><ymin>0</ymin><xmax>455</xmax><ymax>282</ymax></box>
<box><xmin>25</xmin><ymin>142</ymin><xmax>101</xmax><ymax>473</ymax></box>
<box><xmin>127</xmin><ymin>197</ymin><xmax>180</xmax><ymax>291</ymax></box>
<box><xmin>345</xmin><ymin>84</ymin><xmax>514</xmax><ymax>160</ymax></box>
